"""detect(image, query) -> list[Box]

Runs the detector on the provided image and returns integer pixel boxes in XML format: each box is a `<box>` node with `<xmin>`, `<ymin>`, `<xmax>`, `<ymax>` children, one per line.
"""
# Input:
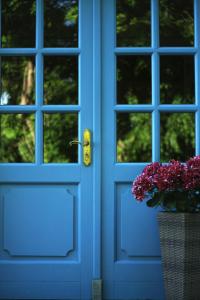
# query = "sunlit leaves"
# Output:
<box><xmin>0</xmin><ymin>114</ymin><xmax>35</xmax><ymax>162</ymax></box>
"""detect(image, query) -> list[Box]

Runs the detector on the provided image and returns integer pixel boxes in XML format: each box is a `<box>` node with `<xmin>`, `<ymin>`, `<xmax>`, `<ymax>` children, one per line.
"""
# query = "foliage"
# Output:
<box><xmin>0</xmin><ymin>114</ymin><xmax>34</xmax><ymax>162</ymax></box>
<box><xmin>116</xmin><ymin>0</ymin><xmax>195</xmax><ymax>163</ymax></box>
<box><xmin>0</xmin><ymin>0</ymin><xmax>196</xmax><ymax>163</ymax></box>
<box><xmin>0</xmin><ymin>1</ymin><xmax>78</xmax><ymax>163</ymax></box>
<box><xmin>132</xmin><ymin>157</ymin><xmax>200</xmax><ymax>213</ymax></box>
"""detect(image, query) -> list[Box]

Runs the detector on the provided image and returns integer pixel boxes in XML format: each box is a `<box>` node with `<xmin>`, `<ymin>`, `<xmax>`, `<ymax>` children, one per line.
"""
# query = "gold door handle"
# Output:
<box><xmin>69</xmin><ymin>140</ymin><xmax>89</xmax><ymax>147</ymax></box>
<box><xmin>69</xmin><ymin>129</ymin><xmax>92</xmax><ymax>166</ymax></box>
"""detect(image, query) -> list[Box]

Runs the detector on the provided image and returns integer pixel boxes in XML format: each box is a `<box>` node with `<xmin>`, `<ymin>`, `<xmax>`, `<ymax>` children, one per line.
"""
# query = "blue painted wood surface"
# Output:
<box><xmin>1</xmin><ymin>0</ymin><xmax>200</xmax><ymax>299</ymax></box>
<box><xmin>0</xmin><ymin>0</ymin><xmax>94</xmax><ymax>299</ymax></box>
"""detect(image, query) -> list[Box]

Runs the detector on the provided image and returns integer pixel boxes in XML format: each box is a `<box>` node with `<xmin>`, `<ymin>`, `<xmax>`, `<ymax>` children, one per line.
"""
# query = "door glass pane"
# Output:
<box><xmin>160</xmin><ymin>55</ymin><xmax>194</xmax><ymax>104</ymax></box>
<box><xmin>44</xmin><ymin>0</ymin><xmax>78</xmax><ymax>48</ymax></box>
<box><xmin>44</xmin><ymin>56</ymin><xmax>78</xmax><ymax>105</ymax></box>
<box><xmin>44</xmin><ymin>113</ymin><xmax>78</xmax><ymax>163</ymax></box>
<box><xmin>117</xmin><ymin>113</ymin><xmax>151</xmax><ymax>162</ymax></box>
<box><xmin>159</xmin><ymin>0</ymin><xmax>194</xmax><ymax>46</ymax></box>
<box><xmin>116</xmin><ymin>0</ymin><xmax>151</xmax><ymax>47</ymax></box>
<box><xmin>117</xmin><ymin>56</ymin><xmax>151</xmax><ymax>104</ymax></box>
<box><xmin>160</xmin><ymin>113</ymin><xmax>195</xmax><ymax>162</ymax></box>
<box><xmin>0</xmin><ymin>56</ymin><xmax>35</xmax><ymax>105</ymax></box>
<box><xmin>1</xmin><ymin>0</ymin><xmax>36</xmax><ymax>48</ymax></box>
<box><xmin>0</xmin><ymin>114</ymin><xmax>35</xmax><ymax>163</ymax></box>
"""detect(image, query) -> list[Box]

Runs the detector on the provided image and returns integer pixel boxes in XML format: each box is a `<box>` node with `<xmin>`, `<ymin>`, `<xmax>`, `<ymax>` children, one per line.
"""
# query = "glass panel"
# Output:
<box><xmin>117</xmin><ymin>56</ymin><xmax>151</xmax><ymax>104</ymax></box>
<box><xmin>160</xmin><ymin>56</ymin><xmax>194</xmax><ymax>104</ymax></box>
<box><xmin>159</xmin><ymin>0</ymin><xmax>194</xmax><ymax>46</ymax></box>
<box><xmin>44</xmin><ymin>113</ymin><xmax>78</xmax><ymax>163</ymax></box>
<box><xmin>44</xmin><ymin>56</ymin><xmax>78</xmax><ymax>105</ymax></box>
<box><xmin>160</xmin><ymin>113</ymin><xmax>195</xmax><ymax>162</ymax></box>
<box><xmin>0</xmin><ymin>114</ymin><xmax>35</xmax><ymax>163</ymax></box>
<box><xmin>1</xmin><ymin>0</ymin><xmax>36</xmax><ymax>48</ymax></box>
<box><xmin>44</xmin><ymin>0</ymin><xmax>78</xmax><ymax>48</ymax></box>
<box><xmin>0</xmin><ymin>56</ymin><xmax>35</xmax><ymax>105</ymax></box>
<box><xmin>117</xmin><ymin>113</ymin><xmax>151</xmax><ymax>162</ymax></box>
<box><xmin>116</xmin><ymin>0</ymin><xmax>151</xmax><ymax>47</ymax></box>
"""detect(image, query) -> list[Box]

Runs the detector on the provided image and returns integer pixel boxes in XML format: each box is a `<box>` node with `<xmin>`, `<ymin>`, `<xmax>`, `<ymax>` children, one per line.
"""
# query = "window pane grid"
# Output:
<box><xmin>0</xmin><ymin>0</ymin><xmax>80</xmax><ymax>164</ymax></box>
<box><xmin>115</xmin><ymin>0</ymin><xmax>199</xmax><ymax>162</ymax></box>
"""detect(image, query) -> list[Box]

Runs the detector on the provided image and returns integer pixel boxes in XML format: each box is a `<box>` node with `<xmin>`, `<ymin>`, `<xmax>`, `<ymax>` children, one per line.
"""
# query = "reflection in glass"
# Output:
<box><xmin>0</xmin><ymin>114</ymin><xmax>35</xmax><ymax>162</ymax></box>
<box><xmin>44</xmin><ymin>56</ymin><xmax>78</xmax><ymax>105</ymax></box>
<box><xmin>159</xmin><ymin>0</ymin><xmax>194</xmax><ymax>46</ymax></box>
<box><xmin>44</xmin><ymin>113</ymin><xmax>78</xmax><ymax>163</ymax></box>
<box><xmin>116</xmin><ymin>0</ymin><xmax>151</xmax><ymax>47</ymax></box>
<box><xmin>160</xmin><ymin>113</ymin><xmax>195</xmax><ymax>162</ymax></box>
<box><xmin>117</xmin><ymin>113</ymin><xmax>151</xmax><ymax>162</ymax></box>
<box><xmin>0</xmin><ymin>56</ymin><xmax>35</xmax><ymax>105</ymax></box>
<box><xmin>160</xmin><ymin>56</ymin><xmax>194</xmax><ymax>104</ymax></box>
<box><xmin>1</xmin><ymin>0</ymin><xmax>36</xmax><ymax>48</ymax></box>
<box><xmin>117</xmin><ymin>56</ymin><xmax>151</xmax><ymax>104</ymax></box>
<box><xmin>44</xmin><ymin>0</ymin><xmax>78</xmax><ymax>47</ymax></box>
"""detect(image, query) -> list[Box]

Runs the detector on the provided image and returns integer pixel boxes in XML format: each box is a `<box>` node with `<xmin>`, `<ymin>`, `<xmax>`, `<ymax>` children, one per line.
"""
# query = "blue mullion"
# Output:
<box><xmin>114</xmin><ymin>47</ymin><xmax>197</xmax><ymax>55</ymax></box>
<box><xmin>158</xmin><ymin>105</ymin><xmax>197</xmax><ymax>112</ymax></box>
<box><xmin>158</xmin><ymin>47</ymin><xmax>197</xmax><ymax>54</ymax></box>
<box><xmin>115</xmin><ymin>48</ymin><xmax>153</xmax><ymax>54</ymax></box>
<box><xmin>151</xmin><ymin>52</ymin><xmax>160</xmax><ymax>161</ymax></box>
<box><xmin>0</xmin><ymin>0</ymin><xmax>2</xmax><ymax>48</ymax></box>
<box><xmin>35</xmin><ymin>0</ymin><xmax>44</xmax><ymax>164</ymax></box>
<box><xmin>36</xmin><ymin>0</ymin><xmax>43</xmax><ymax>50</ymax></box>
<box><xmin>114</xmin><ymin>105</ymin><xmax>155</xmax><ymax>112</ymax></box>
<box><xmin>151</xmin><ymin>0</ymin><xmax>159</xmax><ymax>48</ymax></box>
<box><xmin>0</xmin><ymin>106</ymin><xmax>38</xmax><ymax>112</ymax></box>
<box><xmin>35</xmin><ymin>110</ymin><xmax>43</xmax><ymax>165</ymax></box>
<box><xmin>41</xmin><ymin>48</ymin><xmax>80</xmax><ymax>55</ymax></box>
<box><xmin>114</xmin><ymin>104</ymin><xmax>198</xmax><ymax>113</ymax></box>
<box><xmin>194</xmin><ymin>0</ymin><xmax>200</xmax><ymax>154</ymax></box>
<box><xmin>0</xmin><ymin>49</ymin><xmax>37</xmax><ymax>55</ymax></box>
<box><xmin>41</xmin><ymin>105</ymin><xmax>81</xmax><ymax>112</ymax></box>
<box><xmin>152</xmin><ymin>0</ymin><xmax>160</xmax><ymax>162</ymax></box>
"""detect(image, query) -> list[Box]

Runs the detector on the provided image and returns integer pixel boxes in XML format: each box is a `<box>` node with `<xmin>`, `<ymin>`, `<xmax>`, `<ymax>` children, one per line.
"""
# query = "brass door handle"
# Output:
<box><xmin>69</xmin><ymin>129</ymin><xmax>92</xmax><ymax>166</ymax></box>
<box><xmin>69</xmin><ymin>140</ymin><xmax>89</xmax><ymax>147</ymax></box>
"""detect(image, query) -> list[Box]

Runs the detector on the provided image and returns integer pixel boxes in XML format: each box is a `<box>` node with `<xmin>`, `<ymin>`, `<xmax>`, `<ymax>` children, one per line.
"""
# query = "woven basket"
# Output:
<box><xmin>157</xmin><ymin>212</ymin><xmax>200</xmax><ymax>300</ymax></box>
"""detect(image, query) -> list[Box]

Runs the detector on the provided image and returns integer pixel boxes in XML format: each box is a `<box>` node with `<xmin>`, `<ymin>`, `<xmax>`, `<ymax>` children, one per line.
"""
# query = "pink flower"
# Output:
<box><xmin>132</xmin><ymin>160</ymin><xmax>186</xmax><ymax>200</ymax></box>
<box><xmin>153</xmin><ymin>160</ymin><xmax>185</xmax><ymax>191</ymax></box>
<box><xmin>183</xmin><ymin>156</ymin><xmax>200</xmax><ymax>189</ymax></box>
<box><xmin>132</xmin><ymin>156</ymin><xmax>200</xmax><ymax>212</ymax></box>
<box><xmin>132</xmin><ymin>173</ymin><xmax>153</xmax><ymax>201</ymax></box>
<box><xmin>143</xmin><ymin>162</ymin><xmax>161</xmax><ymax>176</ymax></box>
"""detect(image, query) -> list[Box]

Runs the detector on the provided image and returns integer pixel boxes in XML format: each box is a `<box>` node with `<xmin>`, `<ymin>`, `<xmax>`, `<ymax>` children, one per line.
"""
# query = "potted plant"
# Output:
<box><xmin>132</xmin><ymin>156</ymin><xmax>200</xmax><ymax>300</ymax></box>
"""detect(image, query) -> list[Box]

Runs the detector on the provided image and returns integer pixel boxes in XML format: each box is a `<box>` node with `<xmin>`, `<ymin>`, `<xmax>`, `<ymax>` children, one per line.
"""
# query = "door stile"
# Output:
<box><xmin>102</xmin><ymin>0</ymin><xmax>116</xmax><ymax>298</ymax></box>
<box><xmin>79</xmin><ymin>0</ymin><xmax>94</xmax><ymax>297</ymax></box>
<box><xmin>92</xmin><ymin>0</ymin><xmax>102</xmax><ymax>282</ymax></box>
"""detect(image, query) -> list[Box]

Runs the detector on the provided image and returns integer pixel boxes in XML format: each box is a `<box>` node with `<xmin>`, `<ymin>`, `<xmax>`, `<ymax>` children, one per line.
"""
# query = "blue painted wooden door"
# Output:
<box><xmin>0</xmin><ymin>0</ymin><xmax>94</xmax><ymax>299</ymax></box>
<box><xmin>102</xmin><ymin>0</ymin><xmax>199</xmax><ymax>299</ymax></box>
<box><xmin>0</xmin><ymin>0</ymin><xmax>200</xmax><ymax>299</ymax></box>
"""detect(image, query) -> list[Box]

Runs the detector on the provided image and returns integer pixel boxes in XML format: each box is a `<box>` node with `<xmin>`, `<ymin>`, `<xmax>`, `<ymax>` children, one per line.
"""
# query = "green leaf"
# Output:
<box><xmin>146</xmin><ymin>197</ymin><xmax>160</xmax><ymax>207</ymax></box>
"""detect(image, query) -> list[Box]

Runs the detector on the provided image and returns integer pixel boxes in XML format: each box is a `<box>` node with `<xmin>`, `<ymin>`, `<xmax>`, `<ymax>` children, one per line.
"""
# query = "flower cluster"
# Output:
<box><xmin>184</xmin><ymin>155</ymin><xmax>200</xmax><ymax>190</ymax></box>
<box><xmin>132</xmin><ymin>156</ymin><xmax>200</xmax><ymax>212</ymax></box>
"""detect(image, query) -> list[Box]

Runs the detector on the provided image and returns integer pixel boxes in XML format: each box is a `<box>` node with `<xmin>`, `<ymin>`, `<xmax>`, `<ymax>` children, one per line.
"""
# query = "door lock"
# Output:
<box><xmin>69</xmin><ymin>129</ymin><xmax>92</xmax><ymax>166</ymax></box>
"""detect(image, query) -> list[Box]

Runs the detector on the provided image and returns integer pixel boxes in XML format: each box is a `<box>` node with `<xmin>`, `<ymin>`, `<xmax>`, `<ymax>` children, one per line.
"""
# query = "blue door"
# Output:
<box><xmin>0</xmin><ymin>0</ymin><xmax>200</xmax><ymax>299</ymax></box>
<box><xmin>0</xmin><ymin>0</ymin><xmax>94</xmax><ymax>299</ymax></box>
<box><xmin>102</xmin><ymin>0</ymin><xmax>199</xmax><ymax>299</ymax></box>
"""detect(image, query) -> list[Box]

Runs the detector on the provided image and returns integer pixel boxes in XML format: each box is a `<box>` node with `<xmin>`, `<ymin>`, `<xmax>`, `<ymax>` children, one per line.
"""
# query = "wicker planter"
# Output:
<box><xmin>157</xmin><ymin>212</ymin><xmax>200</xmax><ymax>300</ymax></box>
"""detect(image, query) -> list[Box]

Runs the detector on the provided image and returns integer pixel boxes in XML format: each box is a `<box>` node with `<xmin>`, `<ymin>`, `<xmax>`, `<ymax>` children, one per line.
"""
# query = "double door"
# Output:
<box><xmin>0</xmin><ymin>0</ymin><xmax>198</xmax><ymax>299</ymax></box>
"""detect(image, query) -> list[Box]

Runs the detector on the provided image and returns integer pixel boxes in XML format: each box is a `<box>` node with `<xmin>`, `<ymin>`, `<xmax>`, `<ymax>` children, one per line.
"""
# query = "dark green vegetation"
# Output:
<box><xmin>117</xmin><ymin>0</ymin><xmax>195</xmax><ymax>162</ymax></box>
<box><xmin>0</xmin><ymin>0</ymin><xmax>195</xmax><ymax>163</ymax></box>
